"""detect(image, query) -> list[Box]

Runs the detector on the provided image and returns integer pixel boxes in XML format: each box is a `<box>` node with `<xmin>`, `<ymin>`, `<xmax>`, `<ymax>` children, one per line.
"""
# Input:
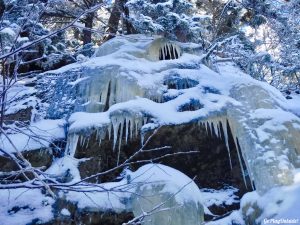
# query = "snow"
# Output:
<box><xmin>46</xmin><ymin>155</ymin><xmax>82</xmax><ymax>182</ymax></box>
<box><xmin>69</xmin><ymin>111</ymin><xmax>110</xmax><ymax>132</ymax></box>
<box><xmin>4</xmin><ymin>80</ymin><xmax>37</xmax><ymax>115</ymax></box>
<box><xmin>206</xmin><ymin>210</ymin><xmax>245</xmax><ymax>225</ymax></box>
<box><xmin>285</xmin><ymin>93</ymin><xmax>300</xmax><ymax>116</ymax></box>
<box><xmin>201</xmin><ymin>187</ymin><xmax>239</xmax><ymax>208</ymax></box>
<box><xmin>0</xmin><ymin>188</ymin><xmax>54</xmax><ymax>225</ymax></box>
<box><xmin>60</xmin><ymin>208</ymin><xmax>71</xmax><ymax>216</ymax></box>
<box><xmin>0</xmin><ymin>27</ymin><xmax>16</xmax><ymax>37</ymax></box>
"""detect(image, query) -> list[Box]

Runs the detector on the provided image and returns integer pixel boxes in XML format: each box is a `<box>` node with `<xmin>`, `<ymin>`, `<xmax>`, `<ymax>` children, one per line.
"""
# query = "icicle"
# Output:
<box><xmin>82</xmin><ymin>136</ymin><xmax>86</xmax><ymax>148</ymax></box>
<box><xmin>234</xmin><ymin>137</ymin><xmax>248</xmax><ymax>189</ymax></box>
<box><xmin>205</xmin><ymin>121</ymin><xmax>209</xmax><ymax>135</ymax></box>
<box><xmin>212</xmin><ymin>120</ymin><xmax>218</xmax><ymax>137</ymax></box>
<box><xmin>66</xmin><ymin>134</ymin><xmax>79</xmax><ymax>157</ymax></box>
<box><xmin>217</xmin><ymin>122</ymin><xmax>221</xmax><ymax>139</ymax></box>
<box><xmin>79</xmin><ymin>135</ymin><xmax>83</xmax><ymax>146</ymax></box>
<box><xmin>141</xmin><ymin>132</ymin><xmax>145</xmax><ymax>146</ymax></box>
<box><xmin>108</xmin><ymin>124</ymin><xmax>112</xmax><ymax>140</ymax></box>
<box><xmin>172</xmin><ymin>44</ymin><xmax>176</xmax><ymax>59</ymax></box>
<box><xmin>127</xmin><ymin>118</ymin><xmax>132</xmax><ymax>140</ymax></box>
<box><xmin>112</xmin><ymin>117</ymin><xmax>120</xmax><ymax>151</ymax></box>
<box><xmin>96</xmin><ymin>128</ymin><xmax>100</xmax><ymax>141</ymax></box>
<box><xmin>209</xmin><ymin>122</ymin><xmax>213</xmax><ymax>136</ymax></box>
<box><xmin>118</xmin><ymin>119</ymin><xmax>124</xmax><ymax>152</ymax></box>
<box><xmin>143</xmin><ymin>117</ymin><xmax>147</xmax><ymax>125</ymax></box>
<box><xmin>167</xmin><ymin>44</ymin><xmax>171</xmax><ymax>59</ymax></box>
<box><xmin>102</xmin><ymin>81</ymin><xmax>110</xmax><ymax>111</ymax></box>
<box><xmin>177</xmin><ymin>46</ymin><xmax>181</xmax><ymax>57</ymax></box>
<box><xmin>201</xmin><ymin>122</ymin><xmax>204</xmax><ymax>130</ymax></box>
<box><xmin>125</xmin><ymin>117</ymin><xmax>129</xmax><ymax>144</ymax></box>
<box><xmin>135</xmin><ymin>118</ymin><xmax>139</xmax><ymax>138</ymax></box>
<box><xmin>227</xmin><ymin>118</ymin><xmax>254</xmax><ymax>190</ymax></box>
<box><xmin>98</xmin><ymin>138</ymin><xmax>102</xmax><ymax>147</ymax></box>
<box><xmin>85</xmin><ymin>137</ymin><xmax>90</xmax><ymax>148</ymax></box>
<box><xmin>221</xmin><ymin>119</ymin><xmax>232</xmax><ymax>170</ymax></box>
<box><xmin>162</xmin><ymin>46</ymin><xmax>166</xmax><ymax>60</ymax></box>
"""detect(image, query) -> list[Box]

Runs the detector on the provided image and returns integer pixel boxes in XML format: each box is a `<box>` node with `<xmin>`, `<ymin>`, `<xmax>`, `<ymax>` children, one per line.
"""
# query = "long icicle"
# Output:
<box><xmin>212</xmin><ymin>120</ymin><xmax>219</xmax><ymax>137</ymax></box>
<box><xmin>130</xmin><ymin>118</ymin><xmax>134</xmax><ymax>140</ymax></box>
<box><xmin>228</xmin><ymin>119</ymin><xmax>255</xmax><ymax>190</ymax></box>
<box><xmin>125</xmin><ymin>117</ymin><xmax>129</xmax><ymax>144</ymax></box>
<box><xmin>222</xmin><ymin>118</ymin><xmax>233</xmax><ymax>170</ymax></box>
<box><xmin>108</xmin><ymin>124</ymin><xmax>112</xmax><ymax>140</ymax></box>
<box><xmin>234</xmin><ymin>136</ymin><xmax>248</xmax><ymax>189</ymax></box>
<box><xmin>112</xmin><ymin>117</ymin><xmax>120</xmax><ymax>151</ymax></box>
<box><xmin>205</xmin><ymin>121</ymin><xmax>209</xmax><ymax>135</ymax></box>
<box><xmin>66</xmin><ymin>134</ymin><xmax>79</xmax><ymax>157</ymax></box>
<box><xmin>117</xmin><ymin>119</ymin><xmax>124</xmax><ymax>165</ymax></box>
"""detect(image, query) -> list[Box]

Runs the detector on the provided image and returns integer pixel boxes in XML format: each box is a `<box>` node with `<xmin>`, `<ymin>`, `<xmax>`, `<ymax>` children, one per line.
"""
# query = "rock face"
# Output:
<box><xmin>0</xmin><ymin>148</ymin><xmax>53</xmax><ymax>182</ymax></box>
<box><xmin>33</xmin><ymin>34</ymin><xmax>300</xmax><ymax>224</ymax></box>
<box><xmin>44</xmin><ymin>198</ymin><xmax>133</xmax><ymax>225</ymax></box>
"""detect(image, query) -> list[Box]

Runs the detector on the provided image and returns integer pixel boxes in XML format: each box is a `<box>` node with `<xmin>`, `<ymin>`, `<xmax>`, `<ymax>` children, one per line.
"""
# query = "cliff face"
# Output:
<box><xmin>1</xmin><ymin>35</ymin><xmax>300</xmax><ymax>225</ymax></box>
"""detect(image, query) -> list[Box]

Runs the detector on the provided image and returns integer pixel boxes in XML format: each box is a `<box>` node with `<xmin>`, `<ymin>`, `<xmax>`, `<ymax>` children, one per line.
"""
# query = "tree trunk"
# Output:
<box><xmin>102</xmin><ymin>0</ymin><xmax>128</xmax><ymax>42</ymax></box>
<box><xmin>124</xmin><ymin>4</ymin><xmax>136</xmax><ymax>34</ymax></box>
<box><xmin>0</xmin><ymin>0</ymin><xmax>5</xmax><ymax>19</ymax></box>
<box><xmin>83</xmin><ymin>12</ymin><xmax>94</xmax><ymax>45</ymax></box>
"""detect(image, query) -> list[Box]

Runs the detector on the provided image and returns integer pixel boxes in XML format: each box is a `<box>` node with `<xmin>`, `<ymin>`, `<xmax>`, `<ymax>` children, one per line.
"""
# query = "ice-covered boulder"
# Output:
<box><xmin>127</xmin><ymin>164</ymin><xmax>205</xmax><ymax>225</ymax></box>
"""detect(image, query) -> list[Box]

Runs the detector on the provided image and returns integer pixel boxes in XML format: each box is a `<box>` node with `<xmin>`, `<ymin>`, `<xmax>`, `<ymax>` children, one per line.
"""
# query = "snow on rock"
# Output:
<box><xmin>285</xmin><ymin>93</ymin><xmax>300</xmax><ymax>117</ymax></box>
<box><xmin>63</xmin><ymin>179</ymin><xmax>130</xmax><ymax>213</ymax></box>
<box><xmin>0</xmin><ymin>27</ymin><xmax>16</xmax><ymax>37</ymax></box>
<box><xmin>0</xmin><ymin>188</ymin><xmax>54</xmax><ymax>225</ymax></box>
<box><xmin>4</xmin><ymin>80</ymin><xmax>37</xmax><ymax>115</ymax></box>
<box><xmin>0</xmin><ymin>119</ymin><xmax>66</xmax><ymax>154</ymax></box>
<box><xmin>60</xmin><ymin>208</ymin><xmax>71</xmax><ymax>216</ymax></box>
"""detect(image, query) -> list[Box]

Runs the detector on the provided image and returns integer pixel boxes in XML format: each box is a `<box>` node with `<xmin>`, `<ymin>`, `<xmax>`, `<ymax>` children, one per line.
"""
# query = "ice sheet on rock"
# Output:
<box><xmin>128</xmin><ymin>163</ymin><xmax>206</xmax><ymax>225</ymax></box>
<box><xmin>45</xmin><ymin>35</ymin><xmax>300</xmax><ymax>195</ymax></box>
<box><xmin>128</xmin><ymin>163</ymin><xmax>204</xmax><ymax>206</ymax></box>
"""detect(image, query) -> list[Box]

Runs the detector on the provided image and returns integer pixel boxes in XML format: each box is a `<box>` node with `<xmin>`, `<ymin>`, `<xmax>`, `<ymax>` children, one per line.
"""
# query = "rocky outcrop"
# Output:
<box><xmin>7</xmin><ymin>34</ymin><xmax>299</xmax><ymax>225</ymax></box>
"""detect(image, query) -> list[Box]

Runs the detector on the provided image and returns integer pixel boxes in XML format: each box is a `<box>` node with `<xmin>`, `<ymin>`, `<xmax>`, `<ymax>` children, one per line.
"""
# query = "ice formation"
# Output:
<box><xmin>41</xmin><ymin>34</ymin><xmax>300</xmax><ymax>196</ymax></box>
